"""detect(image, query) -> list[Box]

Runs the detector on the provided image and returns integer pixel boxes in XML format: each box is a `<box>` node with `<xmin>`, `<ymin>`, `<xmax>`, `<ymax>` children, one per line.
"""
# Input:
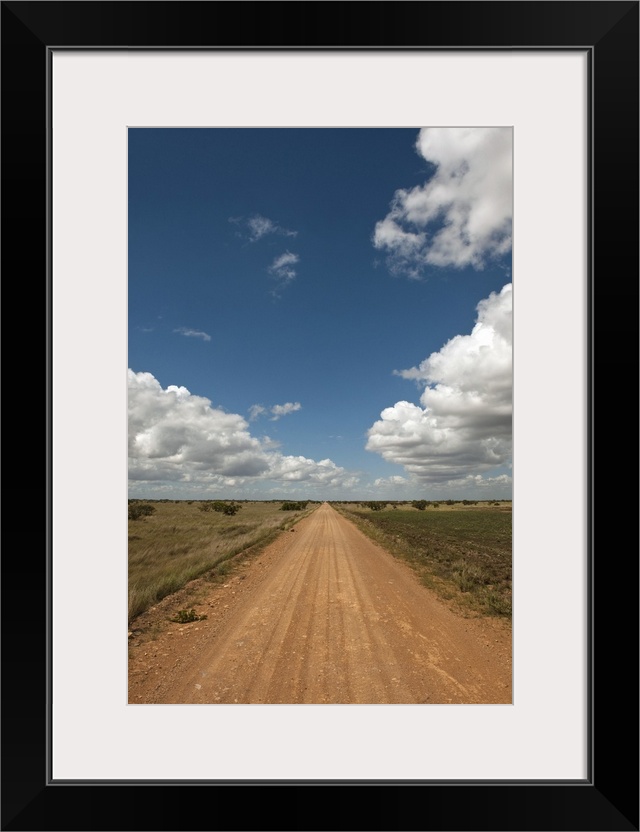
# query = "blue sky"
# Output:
<box><xmin>128</xmin><ymin>128</ymin><xmax>512</xmax><ymax>500</ymax></box>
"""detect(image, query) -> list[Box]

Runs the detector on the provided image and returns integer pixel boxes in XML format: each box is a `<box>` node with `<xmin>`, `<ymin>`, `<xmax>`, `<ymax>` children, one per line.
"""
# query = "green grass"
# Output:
<box><xmin>128</xmin><ymin>501</ymin><xmax>316</xmax><ymax>622</ymax></box>
<box><xmin>335</xmin><ymin>503</ymin><xmax>512</xmax><ymax>619</ymax></box>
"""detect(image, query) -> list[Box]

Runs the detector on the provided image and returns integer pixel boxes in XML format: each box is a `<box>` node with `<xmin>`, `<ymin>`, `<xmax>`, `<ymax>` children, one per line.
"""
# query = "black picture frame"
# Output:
<box><xmin>2</xmin><ymin>2</ymin><xmax>638</xmax><ymax>830</ymax></box>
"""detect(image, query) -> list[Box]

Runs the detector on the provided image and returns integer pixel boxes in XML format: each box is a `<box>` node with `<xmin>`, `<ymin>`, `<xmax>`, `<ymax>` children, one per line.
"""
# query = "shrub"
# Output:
<box><xmin>452</xmin><ymin>560</ymin><xmax>488</xmax><ymax>593</ymax></box>
<box><xmin>128</xmin><ymin>503</ymin><xmax>156</xmax><ymax>521</ymax></box>
<box><xmin>280</xmin><ymin>501</ymin><xmax>308</xmax><ymax>511</ymax></box>
<box><xmin>485</xmin><ymin>591</ymin><xmax>512</xmax><ymax>617</ymax></box>
<box><xmin>199</xmin><ymin>501</ymin><xmax>241</xmax><ymax>515</ymax></box>
<box><xmin>168</xmin><ymin>608</ymin><xmax>207</xmax><ymax>624</ymax></box>
<box><xmin>411</xmin><ymin>500</ymin><xmax>428</xmax><ymax>511</ymax></box>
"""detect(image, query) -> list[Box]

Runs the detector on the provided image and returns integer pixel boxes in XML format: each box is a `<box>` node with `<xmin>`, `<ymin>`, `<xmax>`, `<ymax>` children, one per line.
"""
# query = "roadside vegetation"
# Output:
<box><xmin>128</xmin><ymin>499</ymin><xmax>318</xmax><ymax>622</ymax></box>
<box><xmin>332</xmin><ymin>500</ymin><xmax>512</xmax><ymax>619</ymax></box>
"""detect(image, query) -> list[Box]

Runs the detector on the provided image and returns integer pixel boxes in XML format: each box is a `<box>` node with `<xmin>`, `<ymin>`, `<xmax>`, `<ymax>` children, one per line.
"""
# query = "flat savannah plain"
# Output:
<box><xmin>128</xmin><ymin>500</ymin><xmax>511</xmax><ymax>704</ymax></box>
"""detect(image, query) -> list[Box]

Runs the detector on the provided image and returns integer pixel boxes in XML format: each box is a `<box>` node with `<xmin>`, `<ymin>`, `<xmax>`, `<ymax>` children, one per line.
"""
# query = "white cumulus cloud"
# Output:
<box><xmin>373</xmin><ymin>127</ymin><xmax>512</xmax><ymax>275</ymax></box>
<box><xmin>268</xmin><ymin>455</ymin><xmax>358</xmax><ymax>487</ymax></box>
<box><xmin>129</xmin><ymin>370</ymin><xmax>353</xmax><ymax>491</ymax></box>
<box><xmin>366</xmin><ymin>283</ymin><xmax>512</xmax><ymax>487</ymax></box>
<box><xmin>374</xmin><ymin>476</ymin><xmax>409</xmax><ymax>488</ymax></box>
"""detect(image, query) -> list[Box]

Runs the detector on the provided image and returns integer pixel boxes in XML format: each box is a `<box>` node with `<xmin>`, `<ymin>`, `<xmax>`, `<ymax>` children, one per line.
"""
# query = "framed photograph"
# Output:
<box><xmin>3</xmin><ymin>2</ymin><xmax>637</xmax><ymax>830</ymax></box>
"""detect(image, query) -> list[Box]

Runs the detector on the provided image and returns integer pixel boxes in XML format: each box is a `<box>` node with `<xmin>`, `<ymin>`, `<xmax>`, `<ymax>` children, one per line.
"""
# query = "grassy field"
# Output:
<box><xmin>128</xmin><ymin>500</ymin><xmax>317</xmax><ymax>622</ymax></box>
<box><xmin>334</xmin><ymin>502</ymin><xmax>512</xmax><ymax>619</ymax></box>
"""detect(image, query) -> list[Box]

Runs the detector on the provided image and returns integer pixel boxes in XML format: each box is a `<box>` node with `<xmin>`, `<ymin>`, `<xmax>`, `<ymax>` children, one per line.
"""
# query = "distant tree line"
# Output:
<box><xmin>127</xmin><ymin>498</ymin><xmax>324</xmax><ymax>504</ymax></box>
<box><xmin>327</xmin><ymin>499</ymin><xmax>504</xmax><ymax>509</ymax></box>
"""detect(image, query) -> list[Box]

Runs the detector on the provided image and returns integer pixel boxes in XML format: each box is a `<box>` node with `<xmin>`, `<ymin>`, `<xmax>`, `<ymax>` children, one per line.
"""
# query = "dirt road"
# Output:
<box><xmin>129</xmin><ymin>503</ymin><xmax>511</xmax><ymax>704</ymax></box>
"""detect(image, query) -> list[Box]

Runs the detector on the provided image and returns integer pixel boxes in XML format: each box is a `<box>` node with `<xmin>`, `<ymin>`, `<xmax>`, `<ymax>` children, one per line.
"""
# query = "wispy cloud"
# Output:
<box><xmin>268</xmin><ymin>251</ymin><xmax>299</xmax><ymax>288</ymax></box>
<box><xmin>231</xmin><ymin>214</ymin><xmax>297</xmax><ymax>242</ymax></box>
<box><xmin>249</xmin><ymin>401</ymin><xmax>302</xmax><ymax>421</ymax></box>
<box><xmin>270</xmin><ymin>402</ymin><xmax>302</xmax><ymax>420</ymax></box>
<box><xmin>174</xmin><ymin>327</ymin><xmax>211</xmax><ymax>342</ymax></box>
<box><xmin>248</xmin><ymin>404</ymin><xmax>267</xmax><ymax>421</ymax></box>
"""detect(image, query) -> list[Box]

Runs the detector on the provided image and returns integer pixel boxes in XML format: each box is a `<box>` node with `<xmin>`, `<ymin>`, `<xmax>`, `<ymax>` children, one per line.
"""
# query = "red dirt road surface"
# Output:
<box><xmin>129</xmin><ymin>503</ymin><xmax>511</xmax><ymax>704</ymax></box>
